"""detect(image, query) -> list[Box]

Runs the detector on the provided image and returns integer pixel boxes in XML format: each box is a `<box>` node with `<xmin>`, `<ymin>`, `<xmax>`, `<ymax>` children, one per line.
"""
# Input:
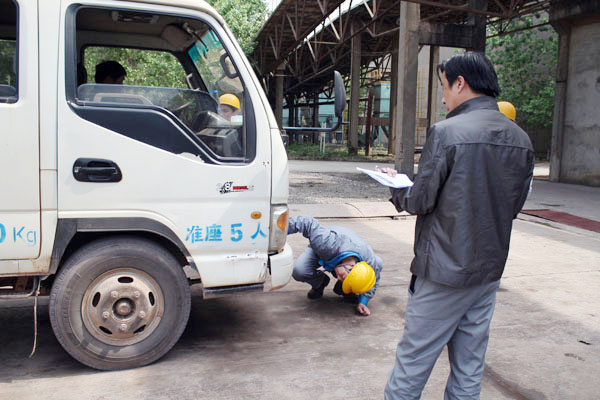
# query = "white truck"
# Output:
<box><xmin>0</xmin><ymin>0</ymin><xmax>319</xmax><ymax>370</ymax></box>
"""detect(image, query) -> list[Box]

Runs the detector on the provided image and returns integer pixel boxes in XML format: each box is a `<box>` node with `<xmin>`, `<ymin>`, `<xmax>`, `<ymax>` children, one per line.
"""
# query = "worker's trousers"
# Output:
<box><xmin>384</xmin><ymin>275</ymin><xmax>501</xmax><ymax>400</ymax></box>
<box><xmin>292</xmin><ymin>246</ymin><xmax>327</xmax><ymax>288</ymax></box>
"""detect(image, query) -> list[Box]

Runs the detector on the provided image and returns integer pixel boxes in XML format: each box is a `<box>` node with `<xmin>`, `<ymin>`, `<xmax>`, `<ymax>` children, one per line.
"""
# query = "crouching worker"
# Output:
<box><xmin>288</xmin><ymin>216</ymin><xmax>383</xmax><ymax>316</ymax></box>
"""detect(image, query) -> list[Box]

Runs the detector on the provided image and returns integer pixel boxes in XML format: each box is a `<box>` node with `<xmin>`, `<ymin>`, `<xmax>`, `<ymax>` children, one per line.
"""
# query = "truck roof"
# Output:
<box><xmin>116</xmin><ymin>0</ymin><xmax>227</xmax><ymax>27</ymax></box>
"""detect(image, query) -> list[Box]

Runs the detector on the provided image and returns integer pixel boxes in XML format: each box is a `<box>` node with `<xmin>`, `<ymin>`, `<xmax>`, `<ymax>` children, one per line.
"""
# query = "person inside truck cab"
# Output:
<box><xmin>287</xmin><ymin>216</ymin><xmax>383</xmax><ymax>316</ymax></box>
<box><xmin>218</xmin><ymin>93</ymin><xmax>240</xmax><ymax>121</ymax></box>
<box><xmin>94</xmin><ymin>60</ymin><xmax>126</xmax><ymax>84</ymax></box>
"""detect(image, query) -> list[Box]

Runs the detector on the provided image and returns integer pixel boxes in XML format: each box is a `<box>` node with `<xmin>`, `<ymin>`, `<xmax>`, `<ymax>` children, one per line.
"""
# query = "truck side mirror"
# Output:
<box><xmin>333</xmin><ymin>71</ymin><xmax>346</xmax><ymax>118</ymax></box>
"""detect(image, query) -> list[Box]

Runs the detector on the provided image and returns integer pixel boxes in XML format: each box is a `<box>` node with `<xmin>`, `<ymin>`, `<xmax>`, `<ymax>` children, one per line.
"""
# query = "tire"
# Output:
<box><xmin>49</xmin><ymin>236</ymin><xmax>191</xmax><ymax>370</ymax></box>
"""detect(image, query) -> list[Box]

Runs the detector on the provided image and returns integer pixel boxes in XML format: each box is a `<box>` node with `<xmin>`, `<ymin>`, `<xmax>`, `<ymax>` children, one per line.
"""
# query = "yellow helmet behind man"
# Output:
<box><xmin>342</xmin><ymin>261</ymin><xmax>376</xmax><ymax>295</ymax></box>
<box><xmin>497</xmin><ymin>101</ymin><xmax>516</xmax><ymax>121</ymax></box>
<box><xmin>219</xmin><ymin>93</ymin><xmax>240</xmax><ymax>110</ymax></box>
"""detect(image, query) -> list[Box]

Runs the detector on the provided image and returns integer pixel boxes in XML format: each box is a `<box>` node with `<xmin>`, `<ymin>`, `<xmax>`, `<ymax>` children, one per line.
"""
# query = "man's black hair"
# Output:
<box><xmin>95</xmin><ymin>60</ymin><xmax>127</xmax><ymax>83</ymax></box>
<box><xmin>437</xmin><ymin>52</ymin><xmax>501</xmax><ymax>98</ymax></box>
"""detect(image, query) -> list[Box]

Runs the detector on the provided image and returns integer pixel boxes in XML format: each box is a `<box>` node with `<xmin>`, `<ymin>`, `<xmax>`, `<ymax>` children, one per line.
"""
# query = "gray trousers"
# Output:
<box><xmin>292</xmin><ymin>246</ymin><xmax>327</xmax><ymax>288</ymax></box>
<box><xmin>385</xmin><ymin>275</ymin><xmax>501</xmax><ymax>400</ymax></box>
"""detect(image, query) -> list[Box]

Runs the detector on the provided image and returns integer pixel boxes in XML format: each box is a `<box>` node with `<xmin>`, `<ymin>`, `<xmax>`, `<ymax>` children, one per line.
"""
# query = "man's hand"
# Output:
<box><xmin>356</xmin><ymin>303</ymin><xmax>371</xmax><ymax>316</ymax></box>
<box><xmin>377</xmin><ymin>167</ymin><xmax>397</xmax><ymax>177</ymax></box>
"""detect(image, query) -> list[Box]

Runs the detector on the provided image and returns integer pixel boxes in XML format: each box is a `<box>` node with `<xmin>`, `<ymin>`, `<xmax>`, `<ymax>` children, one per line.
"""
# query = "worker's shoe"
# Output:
<box><xmin>307</xmin><ymin>274</ymin><xmax>330</xmax><ymax>300</ymax></box>
<box><xmin>333</xmin><ymin>279</ymin><xmax>344</xmax><ymax>296</ymax></box>
<box><xmin>333</xmin><ymin>280</ymin><xmax>359</xmax><ymax>303</ymax></box>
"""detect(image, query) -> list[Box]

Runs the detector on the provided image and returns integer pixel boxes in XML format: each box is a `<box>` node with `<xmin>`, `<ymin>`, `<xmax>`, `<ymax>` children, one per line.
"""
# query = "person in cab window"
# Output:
<box><xmin>218</xmin><ymin>93</ymin><xmax>240</xmax><ymax>121</ymax></box>
<box><xmin>95</xmin><ymin>60</ymin><xmax>126</xmax><ymax>84</ymax></box>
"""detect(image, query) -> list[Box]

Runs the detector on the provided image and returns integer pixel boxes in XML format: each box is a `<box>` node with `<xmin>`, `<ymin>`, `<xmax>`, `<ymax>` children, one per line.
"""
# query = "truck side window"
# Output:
<box><xmin>83</xmin><ymin>47</ymin><xmax>187</xmax><ymax>89</ymax></box>
<box><xmin>71</xmin><ymin>7</ymin><xmax>255</xmax><ymax>163</ymax></box>
<box><xmin>0</xmin><ymin>0</ymin><xmax>18</xmax><ymax>103</ymax></box>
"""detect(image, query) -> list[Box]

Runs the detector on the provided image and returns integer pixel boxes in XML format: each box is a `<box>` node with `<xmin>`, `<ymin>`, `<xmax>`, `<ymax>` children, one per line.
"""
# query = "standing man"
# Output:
<box><xmin>288</xmin><ymin>215</ymin><xmax>383</xmax><ymax>316</ymax></box>
<box><xmin>383</xmin><ymin>52</ymin><xmax>534</xmax><ymax>399</ymax></box>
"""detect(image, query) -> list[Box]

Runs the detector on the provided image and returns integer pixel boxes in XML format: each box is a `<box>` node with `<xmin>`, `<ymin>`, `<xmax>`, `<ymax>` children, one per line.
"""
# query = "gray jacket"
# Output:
<box><xmin>390</xmin><ymin>96</ymin><xmax>534</xmax><ymax>288</ymax></box>
<box><xmin>288</xmin><ymin>216</ymin><xmax>383</xmax><ymax>303</ymax></box>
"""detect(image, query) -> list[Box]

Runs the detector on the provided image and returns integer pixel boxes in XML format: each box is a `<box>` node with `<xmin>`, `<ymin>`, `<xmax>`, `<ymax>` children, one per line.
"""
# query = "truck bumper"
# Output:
<box><xmin>267</xmin><ymin>243</ymin><xmax>293</xmax><ymax>291</ymax></box>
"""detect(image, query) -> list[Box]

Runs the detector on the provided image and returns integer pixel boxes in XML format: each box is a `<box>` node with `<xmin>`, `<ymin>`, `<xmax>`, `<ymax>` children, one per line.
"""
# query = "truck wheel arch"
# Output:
<box><xmin>50</xmin><ymin>218</ymin><xmax>198</xmax><ymax>277</ymax></box>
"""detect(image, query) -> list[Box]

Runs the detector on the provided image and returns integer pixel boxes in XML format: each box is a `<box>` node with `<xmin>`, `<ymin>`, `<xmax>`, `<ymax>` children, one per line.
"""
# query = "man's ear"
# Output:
<box><xmin>457</xmin><ymin>75</ymin><xmax>474</xmax><ymax>95</ymax></box>
<box><xmin>455</xmin><ymin>75</ymin><xmax>466</xmax><ymax>93</ymax></box>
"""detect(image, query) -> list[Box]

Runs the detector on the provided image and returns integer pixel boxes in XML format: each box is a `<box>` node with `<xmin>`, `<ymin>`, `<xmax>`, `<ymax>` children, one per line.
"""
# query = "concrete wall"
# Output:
<box><xmin>561</xmin><ymin>22</ymin><xmax>600</xmax><ymax>186</ymax></box>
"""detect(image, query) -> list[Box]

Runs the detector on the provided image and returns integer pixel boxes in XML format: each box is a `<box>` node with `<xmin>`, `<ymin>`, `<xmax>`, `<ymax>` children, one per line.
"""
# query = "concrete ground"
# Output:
<box><xmin>0</xmin><ymin>161</ymin><xmax>598</xmax><ymax>399</ymax></box>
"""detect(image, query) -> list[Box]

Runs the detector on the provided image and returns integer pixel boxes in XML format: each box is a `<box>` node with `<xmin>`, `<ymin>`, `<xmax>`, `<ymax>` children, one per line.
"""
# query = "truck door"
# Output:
<box><xmin>0</xmin><ymin>0</ymin><xmax>40</xmax><ymax>263</ymax></box>
<box><xmin>57</xmin><ymin>2</ymin><xmax>272</xmax><ymax>287</ymax></box>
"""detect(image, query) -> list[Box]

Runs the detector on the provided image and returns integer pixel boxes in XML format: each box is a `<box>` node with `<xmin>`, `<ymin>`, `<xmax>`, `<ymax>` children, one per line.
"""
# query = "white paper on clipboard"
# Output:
<box><xmin>357</xmin><ymin>167</ymin><xmax>414</xmax><ymax>189</ymax></box>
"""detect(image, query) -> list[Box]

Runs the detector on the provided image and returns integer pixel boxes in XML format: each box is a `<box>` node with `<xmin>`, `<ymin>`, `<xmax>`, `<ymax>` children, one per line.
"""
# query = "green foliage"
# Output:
<box><xmin>84</xmin><ymin>47</ymin><xmax>186</xmax><ymax>88</ymax></box>
<box><xmin>487</xmin><ymin>16</ymin><xmax>558</xmax><ymax>129</ymax></box>
<box><xmin>287</xmin><ymin>143</ymin><xmax>394</xmax><ymax>162</ymax></box>
<box><xmin>205</xmin><ymin>0</ymin><xmax>268</xmax><ymax>55</ymax></box>
<box><xmin>0</xmin><ymin>40</ymin><xmax>16</xmax><ymax>86</ymax></box>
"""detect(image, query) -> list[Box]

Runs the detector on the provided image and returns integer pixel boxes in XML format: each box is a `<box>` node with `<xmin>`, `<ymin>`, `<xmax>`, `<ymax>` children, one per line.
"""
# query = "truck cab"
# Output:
<box><xmin>0</xmin><ymin>0</ymin><xmax>292</xmax><ymax>370</ymax></box>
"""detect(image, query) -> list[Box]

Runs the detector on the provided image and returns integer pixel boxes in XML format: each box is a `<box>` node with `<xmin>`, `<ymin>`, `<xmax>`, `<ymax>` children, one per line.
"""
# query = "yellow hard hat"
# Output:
<box><xmin>342</xmin><ymin>261</ymin><xmax>376</xmax><ymax>295</ymax></box>
<box><xmin>219</xmin><ymin>93</ymin><xmax>240</xmax><ymax>110</ymax></box>
<box><xmin>497</xmin><ymin>101</ymin><xmax>516</xmax><ymax>121</ymax></box>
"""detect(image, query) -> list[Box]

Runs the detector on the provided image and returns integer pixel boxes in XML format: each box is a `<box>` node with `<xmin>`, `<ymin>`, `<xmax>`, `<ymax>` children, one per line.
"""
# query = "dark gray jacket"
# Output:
<box><xmin>390</xmin><ymin>96</ymin><xmax>534</xmax><ymax>288</ymax></box>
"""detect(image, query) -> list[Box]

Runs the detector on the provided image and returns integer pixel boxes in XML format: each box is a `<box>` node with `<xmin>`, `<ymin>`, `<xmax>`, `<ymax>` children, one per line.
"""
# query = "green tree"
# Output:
<box><xmin>0</xmin><ymin>40</ymin><xmax>16</xmax><ymax>86</ymax></box>
<box><xmin>206</xmin><ymin>0</ymin><xmax>268</xmax><ymax>55</ymax></box>
<box><xmin>84</xmin><ymin>47</ymin><xmax>186</xmax><ymax>88</ymax></box>
<box><xmin>487</xmin><ymin>16</ymin><xmax>558</xmax><ymax>129</ymax></box>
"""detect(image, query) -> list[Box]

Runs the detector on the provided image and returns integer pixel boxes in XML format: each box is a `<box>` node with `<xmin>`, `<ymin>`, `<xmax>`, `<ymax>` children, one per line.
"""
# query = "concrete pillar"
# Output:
<box><xmin>394</xmin><ymin>2</ymin><xmax>420</xmax><ymax>179</ymax></box>
<box><xmin>467</xmin><ymin>0</ymin><xmax>487</xmax><ymax>52</ymax></box>
<box><xmin>275</xmin><ymin>65</ymin><xmax>285</xmax><ymax>128</ymax></box>
<box><xmin>388</xmin><ymin>37</ymin><xmax>399</xmax><ymax>154</ymax></box>
<box><xmin>549</xmin><ymin>21</ymin><xmax>570</xmax><ymax>182</ymax></box>
<box><xmin>427</xmin><ymin>45</ymin><xmax>440</xmax><ymax>134</ymax></box>
<box><xmin>349</xmin><ymin>22</ymin><xmax>361</xmax><ymax>154</ymax></box>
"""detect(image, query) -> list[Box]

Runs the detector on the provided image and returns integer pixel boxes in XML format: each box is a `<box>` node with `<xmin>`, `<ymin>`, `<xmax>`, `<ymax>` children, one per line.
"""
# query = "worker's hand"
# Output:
<box><xmin>377</xmin><ymin>167</ymin><xmax>397</xmax><ymax>177</ymax></box>
<box><xmin>356</xmin><ymin>303</ymin><xmax>371</xmax><ymax>316</ymax></box>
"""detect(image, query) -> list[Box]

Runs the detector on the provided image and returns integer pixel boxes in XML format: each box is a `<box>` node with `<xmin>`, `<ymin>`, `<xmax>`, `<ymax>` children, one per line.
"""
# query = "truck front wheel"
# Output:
<box><xmin>49</xmin><ymin>236</ymin><xmax>191</xmax><ymax>370</ymax></box>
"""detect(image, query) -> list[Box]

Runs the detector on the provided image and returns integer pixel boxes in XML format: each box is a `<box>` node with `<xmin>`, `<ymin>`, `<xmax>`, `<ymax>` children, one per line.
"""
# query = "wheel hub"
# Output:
<box><xmin>114</xmin><ymin>299</ymin><xmax>134</xmax><ymax>317</ymax></box>
<box><xmin>81</xmin><ymin>268</ymin><xmax>165</xmax><ymax>346</ymax></box>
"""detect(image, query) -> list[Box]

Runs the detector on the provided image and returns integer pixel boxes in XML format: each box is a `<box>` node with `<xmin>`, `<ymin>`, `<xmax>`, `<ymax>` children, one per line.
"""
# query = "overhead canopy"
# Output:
<box><xmin>252</xmin><ymin>0</ymin><xmax>554</xmax><ymax>98</ymax></box>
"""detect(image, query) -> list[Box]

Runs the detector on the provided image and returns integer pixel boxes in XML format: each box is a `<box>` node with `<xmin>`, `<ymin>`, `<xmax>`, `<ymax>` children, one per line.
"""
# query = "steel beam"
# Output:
<box><xmin>419</xmin><ymin>22</ymin><xmax>477</xmax><ymax>48</ymax></box>
<box><xmin>468</xmin><ymin>0</ymin><xmax>488</xmax><ymax>52</ymax></box>
<box><xmin>275</xmin><ymin>65</ymin><xmax>285</xmax><ymax>128</ymax></box>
